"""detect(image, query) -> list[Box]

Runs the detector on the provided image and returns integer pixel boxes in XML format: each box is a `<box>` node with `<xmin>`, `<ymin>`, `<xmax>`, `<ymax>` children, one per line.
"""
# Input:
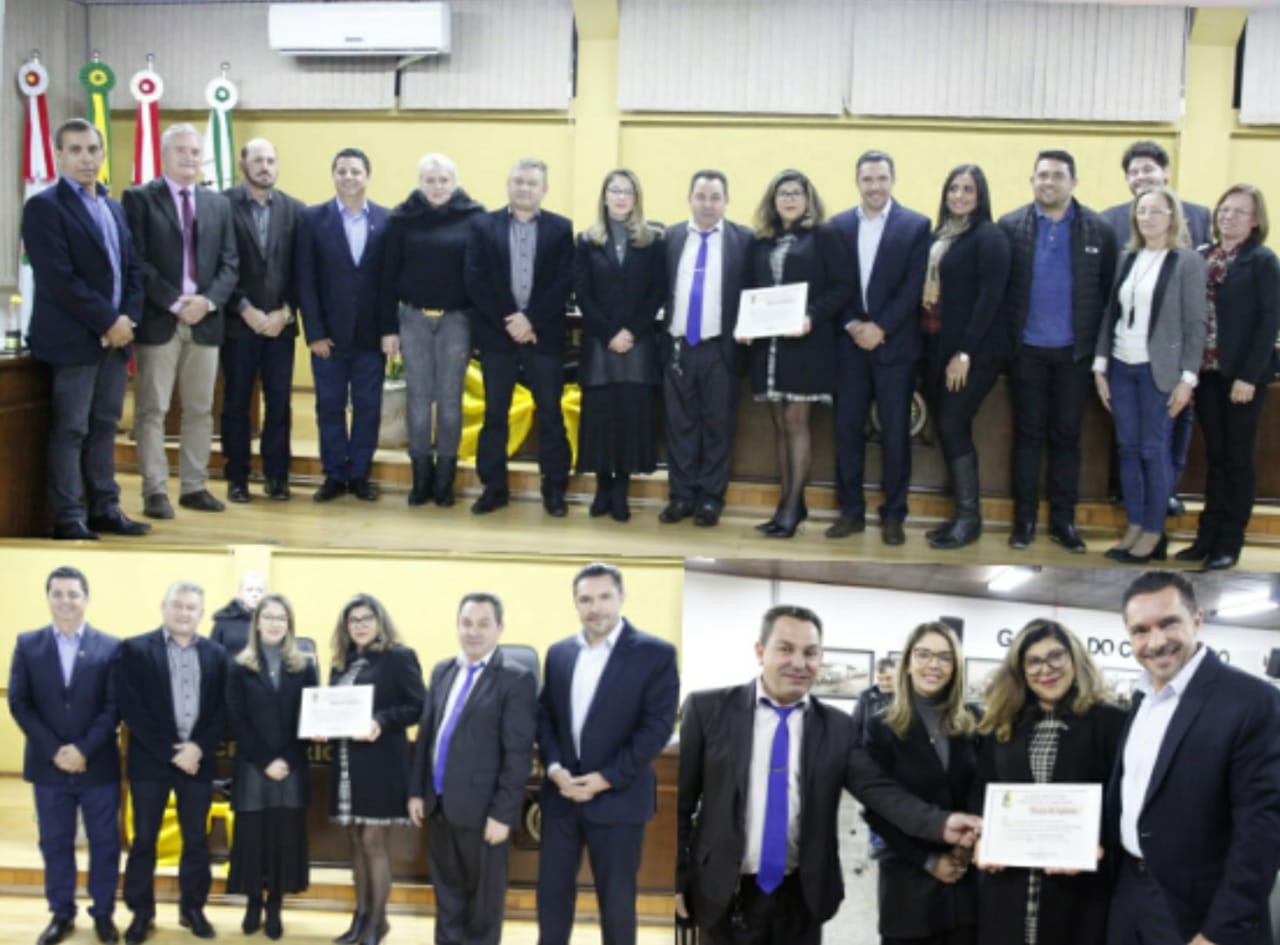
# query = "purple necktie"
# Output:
<box><xmin>433</xmin><ymin>661</ymin><xmax>484</xmax><ymax>795</ymax></box>
<box><xmin>686</xmin><ymin>230</ymin><xmax>712</xmax><ymax>346</ymax></box>
<box><xmin>758</xmin><ymin>700</ymin><xmax>797</xmax><ymax>894</ymax></box>
<box><xmin>179</xmin><ymin>188</ymin><xmax>197</xmax><ymax>286</ymax></box>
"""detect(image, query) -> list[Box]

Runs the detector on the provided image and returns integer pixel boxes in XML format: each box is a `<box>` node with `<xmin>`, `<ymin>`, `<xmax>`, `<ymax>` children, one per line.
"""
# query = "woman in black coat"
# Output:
<box><xmin>226</xmin><ymin>593</ymin><xmax>319</xmax><ymax>939</ymax></box>
<box><xmin>1175</xmin><ymin>184</ymin><xmax>1280</xmax><ymax>570</ymax></box>
<box><xmin>865</xmin><ymin>621</ymin><xmax>979</xmax><ymax>945</ymax></box>
<box><xmin>573</xmin><ymin>168</ymin><xmax>665</xmax><ymax>521</ymax></box>
<box><xmin>741</xmin><ymin>169</ymin><xmax>855</xmax><ymax>538</ymax></box>
<box><xmin>325</xmin><ymin>594</ymin><xmax>425</xmax><ymax>945</ymax></box>
<box><xmin>973</xmin><ymin>619</ymin><xmax>1125</xmax><ymax>945</ymax></box>
<box><xmin>922</xmin><ymin>165</ymin><xmax>1011</xmax><ymax>550</ymax></box>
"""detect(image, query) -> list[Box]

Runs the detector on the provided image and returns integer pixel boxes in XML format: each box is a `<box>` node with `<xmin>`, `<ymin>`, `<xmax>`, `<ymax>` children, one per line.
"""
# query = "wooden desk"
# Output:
<box><xmin>0</xmin><ymin>357</ymin><xmax>51</xmax><ymax>537</ymax></box>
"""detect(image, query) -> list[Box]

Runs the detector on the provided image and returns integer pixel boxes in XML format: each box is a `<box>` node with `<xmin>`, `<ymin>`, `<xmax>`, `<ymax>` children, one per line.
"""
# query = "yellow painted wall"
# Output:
<box><xmin>0</xmin><ymin>545</ymin><xmax>684</xmax><ymax>775</ymax></box>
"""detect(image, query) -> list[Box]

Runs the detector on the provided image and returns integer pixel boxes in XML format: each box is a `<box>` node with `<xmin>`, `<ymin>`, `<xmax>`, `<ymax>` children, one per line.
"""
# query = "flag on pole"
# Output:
<box><xmin>17</xmin><ymin>56</ymin><xmax>57</xmax><ymax>348</ymax></box>
<box><xmin>129</xmin><ymin>63</ymin><xmax>164</xmax><ymax>185</ymax></box>
<box><xmin>202</xmin><ymin>70</ymin><xmax>238</xmax><ymax>191</ymax></box>
<box><xmin>80</xmin><ymin>58</ymin><xmax>116</xmax><ymax>188</ymax></box>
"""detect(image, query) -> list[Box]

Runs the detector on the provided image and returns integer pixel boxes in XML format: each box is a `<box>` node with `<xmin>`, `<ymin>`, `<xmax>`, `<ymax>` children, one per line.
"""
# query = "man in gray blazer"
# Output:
<box><xmin>123</xmin><ymin>124</ymin><xmax>238</xmax><ymax>521</ymax></box>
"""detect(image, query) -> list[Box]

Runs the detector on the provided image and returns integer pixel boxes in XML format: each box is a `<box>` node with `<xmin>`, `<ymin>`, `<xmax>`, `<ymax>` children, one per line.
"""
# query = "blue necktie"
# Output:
<box><xmin>433</xmin><ymin>661</ymin><xmax>483</xmax><ymax>795</ymax></box>
<box><xmin>686</xmin><ymin>230</ymin><xmax>712</xmax><ymax>346</ymax></box>
<box><xmin>758</xmin><ymin>700</ymin><xmax>797</xmax><ymax>894</ymax></box>
<box><xmin>83</xmin><ymin>188</ymin><xmax>122</xmax><ymax>310</ymax></box>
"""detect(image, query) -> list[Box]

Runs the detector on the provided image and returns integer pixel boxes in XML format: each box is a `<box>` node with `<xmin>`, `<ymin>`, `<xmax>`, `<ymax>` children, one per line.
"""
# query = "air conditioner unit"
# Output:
<box><xmin>268</xmin><ymin>2</ymin><xmax>451</xmax><ymax>57</ymax></box>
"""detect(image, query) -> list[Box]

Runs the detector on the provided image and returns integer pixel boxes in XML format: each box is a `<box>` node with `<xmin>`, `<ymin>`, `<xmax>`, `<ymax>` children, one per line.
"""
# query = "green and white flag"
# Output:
<box><xmin>202</xmin><ymin>72</ymin><xmax>237</xmax><ymax>190</ymax></box>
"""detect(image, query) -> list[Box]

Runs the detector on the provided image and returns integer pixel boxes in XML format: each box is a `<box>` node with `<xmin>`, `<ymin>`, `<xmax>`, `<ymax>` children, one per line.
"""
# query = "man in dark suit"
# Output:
<box><xmin>123</xmin><ymin>123</ymin><xmax>239</xmax><ymax>521</ymax></box>
<box><xmin>22</xmin><ymin>118</ymin><xmax>148</xmax><ymax>541</ymax></box>
<box><xmin>676</xmin><ymin>605</ymin><xmax>981</xmax><ymax>944</ymax></box>
<box><xmin>116</xmin><ymin>581</ymin><xmax>228</xmax><ymax>944</ymax></box>
<box><xmin>220</xmin><ymin>138</ymin><xmax>304</xmax><ymax>504</ymax></box>
<box><xmin>464</xmin><ymin>158</ymin><xmax>574</xmax><ymax>517</ymax></box>
<box><xmin>535</xmin><ymin>562</ymin><xmax>679</xmax><ymax>945</ymax></box>
<box><xmin>408</xmin><ymin>592</ymin><xmax>537</xmax><ymax>945</ymax></box>
<box><xmin>8</xmin><ymin>566</ymin><xmax>122</xmax><ymax>945</ymax></box>
<box><xmin>1105</xmin><ymin>570</ymin><xmax>1280</xmax><ymax>945</ymax></box>
<box><xmin>828</xmin><ymin>151</ymin><xmax>931</xmax><ymax>546</ymax></box>
<box><xmin>295</xmin><ymin>146</ymin><xmax>395</xmax><ymax>503</ymax></box>
<box><xmin>659</xmin><ymin>170</ymin><xmax>753</xmax><ymax>528</ymax></box>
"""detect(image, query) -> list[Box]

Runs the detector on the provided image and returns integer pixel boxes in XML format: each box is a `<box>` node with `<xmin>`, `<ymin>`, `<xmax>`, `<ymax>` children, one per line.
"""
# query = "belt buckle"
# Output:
<box><xmin>422</xmin><ymin>307</ymin><xmax>445</xmax><ymax>318</ymax></box>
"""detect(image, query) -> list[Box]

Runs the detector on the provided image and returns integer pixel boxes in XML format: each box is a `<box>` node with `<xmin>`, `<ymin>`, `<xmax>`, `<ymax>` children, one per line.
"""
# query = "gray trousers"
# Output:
<box><xmin>47</xmin><ymin>351</ymin><xmax>129</xmax><ymax>524</ymax></box>
<box><xmin>397</xmin><ymin>304</ymin><xmax>471</xmax><ymax>460</ymax></box>
<box><xmin>134</xmin><ymin>323</ymin><xmax>219</xmax><ymax>497</ymax></box>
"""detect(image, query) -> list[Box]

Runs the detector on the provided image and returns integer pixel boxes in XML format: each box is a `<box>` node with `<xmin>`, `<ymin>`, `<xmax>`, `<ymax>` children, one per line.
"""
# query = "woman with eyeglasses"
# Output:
<box><xmin>863</xmin><ymin>622</ymin><xmax>979</xmax><ymax>945</ymax></box>
<box><xmin>740</xmin><ymin>170</ymin><xmax>855</xmax><ymax>538</ymax></box>
<box><xmin>324</xmin><ymin>594</ymin><xmax>425</xmax><ymax>945</ymax></box>
<box><xmin>574</xmin><ymin>169</ymin><xmax>665</xmax><ymax>522</ymax></box>
<box><xmin>1175</xmin><ymin>184</ymin><xmax>1280</xmax><ymax>570</ymax></box>
<box><xmin>225</xmin><ymin>594</ymin><xmax>319</xmax><ymax>939</ymax></box>
<box><xmin>972</xmin><ymin>619</ymin><xmax>1125</xmax><ymax>945</ymax></box>
<box><xmin>1093</xmin><ymin>185</ymin><xmax>1207</xmax><ymax>563</ymax></box>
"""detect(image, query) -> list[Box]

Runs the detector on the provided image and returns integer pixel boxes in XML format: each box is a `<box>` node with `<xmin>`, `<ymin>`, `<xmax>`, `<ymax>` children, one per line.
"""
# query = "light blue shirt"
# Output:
<box><xmin>68</xmin><ymin>179</ymin><xmax>122</xmax><ymax>311</ymax></box>
<box><xmin>52</xmin><ymin>624</ymin><xmax>85</xmax><ymax>688</ymax></box>
<box><xmin>338</xmin><ymin>199</ymin><xmax>370</xmax><ymax>266</ymax></box>
<box><xmin>570</xmin><ymin>620</ymin><xmax>624</xmax><ymax>760</ymax></box>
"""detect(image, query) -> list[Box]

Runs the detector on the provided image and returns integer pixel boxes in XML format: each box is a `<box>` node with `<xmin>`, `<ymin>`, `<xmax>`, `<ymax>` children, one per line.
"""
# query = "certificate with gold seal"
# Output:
<box><xmin>297</xmin><ymin>685</ymin><xmax>374</xmax><ymax>739</ymax></box>
<box><xmin>978</xmin><ymin>783</ymin><xmax>1103</xmax><ymax>872</ymax></box>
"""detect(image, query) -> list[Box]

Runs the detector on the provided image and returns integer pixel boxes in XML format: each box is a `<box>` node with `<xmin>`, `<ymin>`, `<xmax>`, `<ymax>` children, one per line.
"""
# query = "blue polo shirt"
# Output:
<box><xmin>1022</xmin><ymin>202</ymin><xmax>1075</xmax><ymax>348</ymax></box>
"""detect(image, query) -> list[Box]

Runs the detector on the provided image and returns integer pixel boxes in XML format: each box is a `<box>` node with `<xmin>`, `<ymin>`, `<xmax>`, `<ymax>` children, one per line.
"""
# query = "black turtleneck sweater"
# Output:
<box><xmin>380</xmin><ymin>187</ymin><xmax>485</xmax><ymax>318</ymax></box>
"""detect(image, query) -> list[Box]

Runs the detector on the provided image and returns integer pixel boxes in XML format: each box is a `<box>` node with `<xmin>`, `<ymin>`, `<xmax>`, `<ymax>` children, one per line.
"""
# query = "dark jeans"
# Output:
<box><xmin>1105</xmin><ymin>854</ymin><xmax>1184</xmax><ymax>945</ymax></box>
<box><xmin>834</xmin><ymin>336</ymin><xmax>914</xmax><ymax>522</ymax></box>
<box><xmin>935</xmin><ymin>358</ymin><xmax>1002</xmax><ymax>464</ymax></box>
<box><xmin>1011</xmin><ymin>345</ymin><xmax>1090</xmax><ymax>527</ymax></box>
<box><xmin>124</xmin><ymin>779</ymin><xmax>214</xmax><ymax>916</ymax></box>
<box><xmin>535</xmin><ymin>809</ymin><xmax>644</xmax><ymax>945</ymax></box>
<box><xmin>311</xmin><ymin>348</ymin><xmax>384</xmax><ymax>481</ymax></box>
<box><xmin>1194</xmin><ymin>370</ymin><xmax>1268</xmax><ymax>556</ymax></box>
<box><xmin>47</xmin><ymin>352</ymin><xmax>129</xmax><ymax>525</ymax></box>
<box><xmin>428</xmin><ymin>808</ymin><xmax>506</xmax><ymax>945</ymax></box>
<box><xmin>704</xmin><ymin>872</ymin><xmax>821</xmax><ymax>945</ymax></box>
<box><xmin>220</xmin><ymin>333</ymin><xmax>295</xmax><ymax>483</ymax></box>
<box><xmin>398</xmin><ymin>304</ymin><xmax>471</xmax><ymax>460</ymax></box>
<box><xmin>662</xmin><ymin>340</ymin><xmax>737</xmax><ymax>511</ymax></box>
<box><xmin>476</xmin><ymin>346</ymin><xmax>570</xmax><ymax>492</ymax></box>
<box><xmin>1109</xmin><ymin>360</ymin><xmax>1173</xmax><ymax>533</ymax></box>
<box><xmin>35</xmin><ymin>781</ymin><xmax>121</xmax><ymax>919</ymax></box>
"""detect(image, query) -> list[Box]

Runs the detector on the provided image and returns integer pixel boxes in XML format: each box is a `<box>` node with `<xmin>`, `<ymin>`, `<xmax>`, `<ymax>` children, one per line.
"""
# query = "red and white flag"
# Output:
<box><xmin>129</xmin><ymin>65</ymin><xmax>164</xmax><ymax>184</ymax></box>
<box><xmin>17</xmin><ymin>57</ymin><xmax>56</xmax><ymax>346</ymax></box>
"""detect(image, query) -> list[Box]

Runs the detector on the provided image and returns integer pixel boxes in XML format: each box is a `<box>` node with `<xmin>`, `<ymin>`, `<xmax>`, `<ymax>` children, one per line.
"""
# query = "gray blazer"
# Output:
<box><xmin>1096</xmin><ymin>246</ymin><xmax>1207</xmax><ymax>393</ymax></box>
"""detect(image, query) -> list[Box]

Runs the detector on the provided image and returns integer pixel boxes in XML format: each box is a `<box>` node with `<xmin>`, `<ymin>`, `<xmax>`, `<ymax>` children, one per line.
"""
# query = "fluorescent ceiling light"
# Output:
<box><xmin>987</xmin><ymin>566</ymin><xmax>1039</xmax><ymax>593</ymax></box>
<box><xmin>1214</xmin><ymin>595</ymin><xmax>1279</xmax><ymax>619</ymax></box>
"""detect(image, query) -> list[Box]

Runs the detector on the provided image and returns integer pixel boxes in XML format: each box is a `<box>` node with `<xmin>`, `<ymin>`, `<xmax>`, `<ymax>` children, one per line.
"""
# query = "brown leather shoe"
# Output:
<box><xmin>882</xmin><ymin>520</ymin><xmax>906</xmax><ymax>546</ymax></box>
<box><xmin>825</xmin><ymin>515</ymin><xmax>866</xmax><ymax>539</ymax></box>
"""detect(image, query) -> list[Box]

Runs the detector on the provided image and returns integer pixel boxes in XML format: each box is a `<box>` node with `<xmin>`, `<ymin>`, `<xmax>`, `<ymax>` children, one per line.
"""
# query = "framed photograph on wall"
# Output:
<box><xmin>814</xmin><ymin>647</ymin><xmax>875</xmax><ymax>700</ymax></box>
<box><xmin>964</xmin><ymin>657</ymin><xmax>1004</xmax><ymax>705</ymax></box>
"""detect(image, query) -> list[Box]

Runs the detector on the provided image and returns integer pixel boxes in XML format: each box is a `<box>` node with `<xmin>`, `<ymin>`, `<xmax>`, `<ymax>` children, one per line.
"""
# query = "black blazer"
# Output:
<box><xmin>864</xmin><ymin>710</ymin><xmax>979</xmax><ymax>939</ymax></box>
<box><xmin>574</xmin><ymin>230</ymin><xmax>666</xmax><ymax>387</ymax></box>
<box><xmin>22</xmin><ymin>178</ymin><xmax>143</xmax><ymax>366</ymax></box>
<box><xmin>1104</xmin><ymin>649</ymin><xmax>1280</xmax><ymax>945</ymax></box>
<box><xmin>972</xmin><ymin>702</ymin><xmax>1126</xmax><ymax>945</ymax></box>
<box><xmin>464</xmin><ymin>208</ymin><xmax>574</xmax><ymax>355</ymax></box>
<box><xmin>226</xmin><ymin>654</ymin><xmax>319</xmax><ymax>810</ymax></box>
<box><xmin>745</xmin><ymin>224</ymin><xmax>856</xmax><ymax>396</ymax></box>
<box><xmin>408</xmin><ymin>647</ymin><xmax>537</xmax><ymax>830</ymax></box>
<box><xmin>1205</xmin><ymin>240</ymin><xmax>1280</xmax><ymax>385</ymax></box>
<box><xmin>294</xmin><ymin>199</ymin><xmax>392</xmax><ymax>352</ymax></box>
<box><xmin>116</xmin><ymin>629</ymin><xmax>227</xmax><ymax>783</ymax></box>
<box><xmin>662</xmin><ymin>220</ymin><xmax>755</xmax><ymax>369</ymax></box>
<box><xmin>224</xmin><ymin>183</ymin><xmax>304</xmax><ymax>340</ymax></box>
<box><xmin>934</xmin><ymin>220</ymin><xmax>1012</xmax><ymax>363</ymax></box>
<box><xmin>8</xmin><ymin>624</ymin><xmax>121</xmax><ymax>787</ymax></box>
<box><xmin>122</xmin><ymin>178</ymin><xmax>239</xmax><ymax>346</ymax></box>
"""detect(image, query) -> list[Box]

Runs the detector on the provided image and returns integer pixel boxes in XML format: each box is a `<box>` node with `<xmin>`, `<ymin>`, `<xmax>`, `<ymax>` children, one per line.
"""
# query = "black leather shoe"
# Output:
<box><xmin>825</xmin><ymin>515</ymin><xmax>866</xmax><ymax>539</ymax></box>
<box><xmin>333</xmin><ymin>911</ymin><xmax>367</xmax><ymax>945</ymax></box>
<box><xmin>471</xmin><ymin>488</ymin><xmax>510</xmax><ymax>514</ymax></box>
<box><xmin>693</xmin><ymin>503</ymin><xmax>720</xmax><ymax>527</ymax></box>
<box><xmin>123</xmin><ymin>915</ymin><xmax>153</xmax><ymax>945</ymax></box>
<box><xmin>882</xmin><ymin>520</ymin><xmax>906</xmax><ymax>546</ymax></box>
<box><xmin>227</xmin><ymin>481</ymin><xmax>250</xmax><ymax>503</ymax></box>
<box><xmin>1174</xmin><ymin>542</ymin><xmax>1210</xmax><ymax>563</ymax></box>
<box><xmin>1049</xmin><ymin>523</ymin><xmax>1087</xmax><ymax>554</ymax></box>
<box><xmin>264</xmin><ymin>477</ymin><xmax>291</xmax><ymax>501</ymax></box>
<box><xmin>1110</xmin><ymin>535</ymin><xmax>1169</xmax><ymax>565</ymax></box>
<box><xmin>314</xmin><ymin>478</ymin><xmax>346</xmax><ymax>502</ymax></box>
<box><xmin>87</xmin><ymin>508</ymin><xmax>151</xmax><ymax>536</ymax></box>
<box><xmin>93</xmin><ymin>916</ymin><xmax>119</xmax><ymax>944</ymax></box>
<box><xmin>263</xmin><ymin>902</ymin><xmax>282</xmax><ymax>941</ymax></box>
<box><xmin>241</xmin><ymin>901</ymin><xmax>261</xmax><ymax>935</ymax></box>
<box><xmin>178</xmin><ymin>490</ymin><xmax>226</xmax><ymax>513</ymax></box>
<box><xmin>658</xmin><ymin>501</ymin><xmax>694</xmax><ymax>524</ymax></box>
<box><xmin>53</xmin><ymin>521</ymin><xmax>99</xmax><ymax>541</ymax></box>
<box><xmin>1206</xmin><ymin>551</ymin><xmax>1239</xmax><ymax>570</ymax></box>
<box><xmin>178</xmin><ymin>907</ymin><xmax>215</xmax><ymax>939</ymax></box>
<box><xmin>1167</xmin><ymin>495</ymin><xmax>1186</xmax><ymax>517</ymax></box>
<box><xmin>543</xmin><ymin>490</ymin><xmax>568</xmax><ymax>517</ymax></box>
<box><xmin>37</xmin><ymin>917</ymin><xmax>74</xmax><ymax>945</ymax></box>
<box><xmin>143</xmin><ymin>494</ymin><xmax>174</xmax><ymax>520</ymax></box>
<box><xmin>1008</xmin><ymin>520</ymin><xmax>1036</xmax><ymax>549</ymax></box>
<box><xmin>589</xmin><ymin>491</ymin><xmax>611</xmax><ymax>517</ymax></box>
<box><xmin>349</xmin><ymin>478</ymin><xmax>379</xmax><ymax>501</ymax></box>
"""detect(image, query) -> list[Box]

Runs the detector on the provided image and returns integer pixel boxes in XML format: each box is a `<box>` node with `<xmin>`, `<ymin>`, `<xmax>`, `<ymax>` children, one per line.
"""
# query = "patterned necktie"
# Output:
<box><xmin>84</xmin><ymin>189</ymin><xmax>121</xmax><ymax>310</ymax></box>
<box><xmin>433</xmin><ymin>661</ymin><xmax>484</xmax><ymax>795</ymax></box>
<box><xmin>686</xmin><ymin>230</ymin><xmax>712</xmax><ymax>346</ymax></box>
<box><xmin>758</xmin><ymin>700</ymin><xmax>797</xmax><ymax>894</ymax></box>
<box><xmin>179</xmin><ymin>188</ymin><xmax>197</xmax><ymax>285</ymax></box>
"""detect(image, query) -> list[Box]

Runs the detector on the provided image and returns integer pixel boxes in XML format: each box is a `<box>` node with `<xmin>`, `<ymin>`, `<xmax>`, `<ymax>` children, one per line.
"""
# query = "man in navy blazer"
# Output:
<box><xmin>21</xmin><ymin>118</ymin><xmax>148</xmax><ymax>541</ymax></box>
<box><xmin>535</xmin><ymin>562</ymin><xmax>679</xmax><ymax>945</ymax></box>
<box><xmin>8</xmin><ymin>566</ymin><xmax>122</xmax><ymax>945</ymax></box>
<box><xmin>1105</xmin><ymin>571</ymin><xmax>1280</xmax><ymax>945</ymax></box>
<box><xmin>116</xmin><ymin>582</ymin><xmax>228</xmax><ymax>944</ymax></box>
<box><xmin>408</xmin><ymin>592</ymin><xmax>537</xmax><ymax>945</ymax></box>
<box><xmin>464</xmin><ymin>158</ymin><xmax>575</xmax><ymax>517</ymax></box>
<box><xmin>828</xmin><ymin>151</ymin><xmax>931</xmax><ymax>546</ymax></box>
<box><xmin>295</xmin><ymin>147</ymin><xmax>395</xmax><ymax>503</ymax></box>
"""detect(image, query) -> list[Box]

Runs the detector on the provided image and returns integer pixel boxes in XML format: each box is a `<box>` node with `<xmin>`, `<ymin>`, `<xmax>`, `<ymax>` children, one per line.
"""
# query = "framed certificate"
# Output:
<box><xmin>735</xmin><ymin>283</ymin><xmax>808</xmax><ymax>339</ymax></box>
<box><xmin>978</xmin><ymin>782</ymin><xmax>1103</xmax><ymax>872</ymax></box>
<box><xmin>297</xmin><ymin>685</ymin><xmax>374</xmax><ymax>739</ymax></box>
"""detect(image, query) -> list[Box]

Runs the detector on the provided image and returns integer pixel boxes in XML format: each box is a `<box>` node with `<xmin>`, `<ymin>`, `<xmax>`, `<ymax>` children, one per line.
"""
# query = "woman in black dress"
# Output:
<box><xmin>574</xmin><ymin>168</ymin><xmax>665</xmax><ymax>521</ymax></box>
<box><xmin>326</xmin><ymin>594</ymin><xmax>425</xmax><ymax>945</ymax></box>
<box><xmin>742</xmin><ymin>169</ymin><xmax>855</xmax><ymax>537</ymax></box>
<box><xmin>973</xmin><ymin>619</ymin><xmax>1125</xmax><ymax>945</ymax></box>
<box><xmin>226</xmin><ymin>593</ymin><xmax>318</xmax><ymax>939</ymax></box>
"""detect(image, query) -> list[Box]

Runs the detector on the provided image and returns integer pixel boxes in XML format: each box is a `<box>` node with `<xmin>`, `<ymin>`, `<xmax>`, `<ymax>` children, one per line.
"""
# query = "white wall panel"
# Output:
<box><xmin>1241</xmin><ymin>8</ymin><xmax>1280</xmax><ymax>125</ymax></box>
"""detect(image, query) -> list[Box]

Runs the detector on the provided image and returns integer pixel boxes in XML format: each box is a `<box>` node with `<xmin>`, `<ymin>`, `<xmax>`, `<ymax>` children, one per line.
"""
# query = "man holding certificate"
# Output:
<box><xmin>1105</xmin><ymin>571</ymin><xmax>1280</xmax><ymax>945</ymax></box>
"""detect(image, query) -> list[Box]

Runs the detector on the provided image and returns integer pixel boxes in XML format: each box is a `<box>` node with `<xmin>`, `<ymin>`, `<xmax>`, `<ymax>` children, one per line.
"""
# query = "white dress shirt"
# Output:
<box><xmin>742</xmin><ymin>680</ymin><xmax>807</xmax><ymax>875</ymax></box>
<box><xmin>432</xmin><ymin>648</ymin><xmax>495</xmax><ymax>761</ymax></box>
<box><xmin>670</xmin><ymin>221</ymin><xmax>724</xmax><ymax>341</ymax></box>
<box><xmin>855</xmin><ymin>199</ymin><xmax>894</xmax><ymax>312</ymax></box>
<box><xmin>569</xmin><ymin>620</ymin><xmax>624</xmax><ymax>760</ymax></box>
<box><xmin>1120</xmin><ymin>643</ymin><xmax>1210</xmax><ymax>858</ymax></box>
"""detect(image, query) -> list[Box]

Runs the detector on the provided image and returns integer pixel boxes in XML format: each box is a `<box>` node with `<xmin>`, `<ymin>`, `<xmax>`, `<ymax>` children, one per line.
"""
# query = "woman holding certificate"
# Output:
<box><xmin>326</xmin><ymin>594</ymin><xmax>426</xmax><ymax>945</ymax></box>
<box><xmin>864</xmin><ymin>622</ymin><xmax>979</xmax><ymax>945</ymax></box>
<box><xmin>226</xmin><ymin>593</ymin><xmax>318</xmax><ymax>939</ymax></box>
<box><xmin>973</xmin><ymin>619</ymin><xmax>1125</xmax><ymax>945</ymax></box>
<box><xmin>741</xmin><ymin>170</ymin><xmax>855</xmax><ymax>538</ymax></box>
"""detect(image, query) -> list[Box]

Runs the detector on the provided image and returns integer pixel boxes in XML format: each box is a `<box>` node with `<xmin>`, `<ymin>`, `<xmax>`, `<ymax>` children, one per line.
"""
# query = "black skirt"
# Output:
<box><xmin>226</xmin><ymin>808</ymin><xmax>309</xmax><ymax>896</ymax></box>
<box><xmin>576</xmin><ymin>382</ymin><xmax>657</xmax><ymax>476</ymax></box>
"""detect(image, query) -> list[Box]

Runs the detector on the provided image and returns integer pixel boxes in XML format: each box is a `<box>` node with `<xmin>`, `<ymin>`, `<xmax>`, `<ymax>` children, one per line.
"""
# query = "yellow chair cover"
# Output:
<box><xmin>457</xmin><ymin>359</ymin><xmax>580</xmax><ymax>467</ymax></box>
<box><xmin>124</xmin><ymin>790</ymin><xmax>234</xmax><ymax>867</ymax></box>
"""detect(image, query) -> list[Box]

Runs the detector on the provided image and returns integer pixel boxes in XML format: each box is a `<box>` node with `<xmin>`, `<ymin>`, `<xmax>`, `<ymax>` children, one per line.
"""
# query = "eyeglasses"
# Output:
<box><xmin>911</xmin><ymin>647</ymin><xmax>954</xmax><ymax>667</ymax></box>
<box><xmin>347</xmin><ymin>612</ymin><xmax>377</xmax><ymax>626</ymax></box>
<box><xmin>258</xmin><ymin>612</ymin><xmax>289</xmax><ymax>624</ymax></box>
<box><xmin>606</xmin><ymin>187</ymin><xmax>636</xmax><ymax>197</ymax></box>
<box><xmin>1135</xmin><ymin>207</ymin><xmax>1172</xmax><ymax>218</ymax></box>
<box><xmin>1024</xmin><ymin>647</ymin><xmax>1070</xmax><ymax>676</ymax></box>
<box><xmin>1217</xmin><ymin>206</ymin><xmax>1254</xmax><ymax>219</ymax></box>
<box><xmin>776</xmin><ymin>189</ymin><xmax>807</xmax><ymax>200</ymax></box>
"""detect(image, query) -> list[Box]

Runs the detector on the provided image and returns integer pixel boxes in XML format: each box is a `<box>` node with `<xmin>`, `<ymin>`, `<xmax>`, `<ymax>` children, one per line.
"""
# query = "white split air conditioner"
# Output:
<box><xmin>268</xmin><ymin>2</ymin><xmax>451</xmax><ymax>57</ymax></box>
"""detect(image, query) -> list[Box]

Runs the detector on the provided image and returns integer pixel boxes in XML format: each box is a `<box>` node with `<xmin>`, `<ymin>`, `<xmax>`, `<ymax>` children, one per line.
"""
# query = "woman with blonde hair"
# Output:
<box><xmin>973</xmin><ymin>619</ymin><xmax>1125</xmax><ymax>945</ymax></box>
<box><xmin>864</xmin><ymin>621</ymin><xmax>979</xmax><ymax>945</ymax></box>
